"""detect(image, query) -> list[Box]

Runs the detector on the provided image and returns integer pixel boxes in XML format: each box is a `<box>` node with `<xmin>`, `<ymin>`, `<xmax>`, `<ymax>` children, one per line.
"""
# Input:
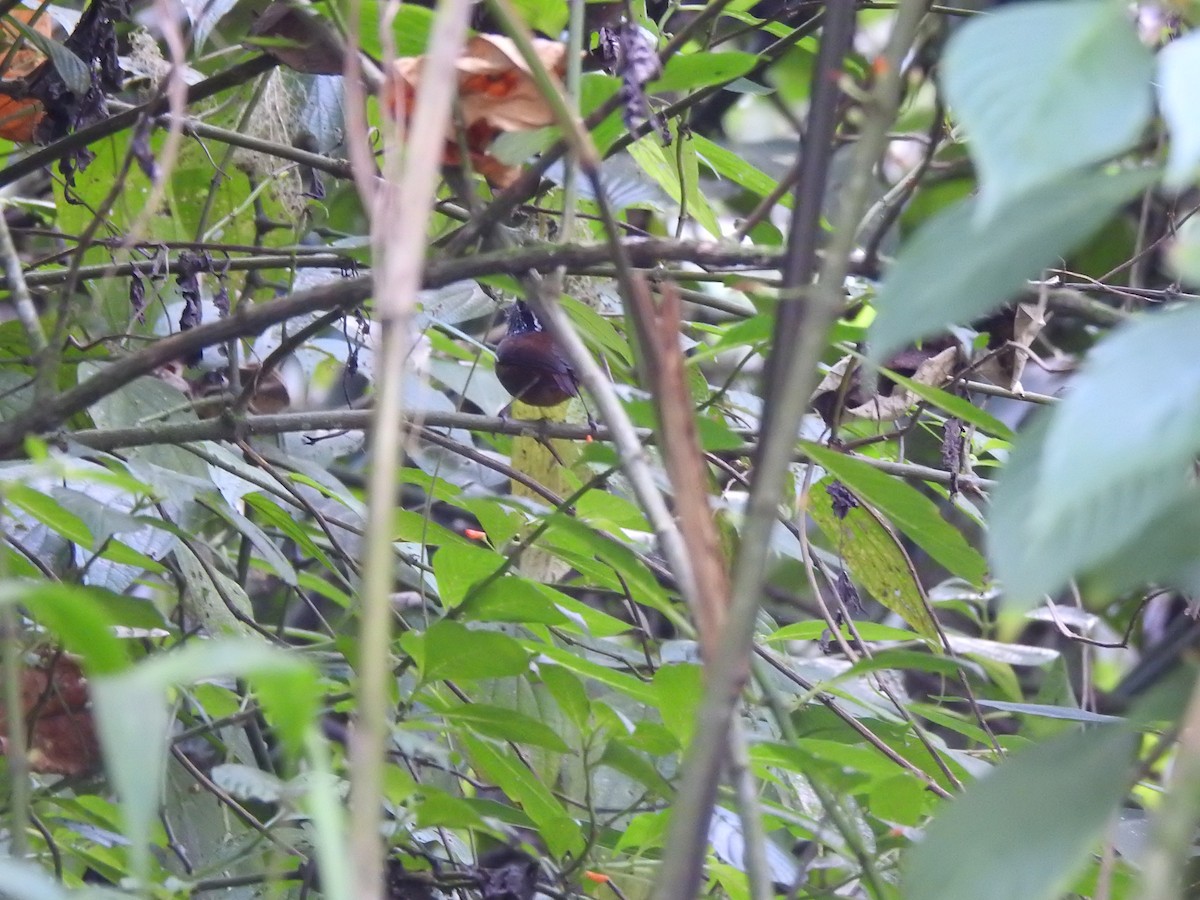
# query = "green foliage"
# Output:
<box><xmin>4</xmin><ymin>1</ymin><xmax>1200</xmax><ymax>898</ymax></box>
<box><xmin>869</xmin><ymin>166</ymin><xmax>1156</xmax><ymax>360</ymax></box>
<box><xmin>942</xmin><ymin>0</ymin><xmax>1154</xmax><ymax>219</ymax></box>
<box><xmin>903</xmin><ymin>726</ymin><xmax>1137</xmax><ymax>900</ymax></box>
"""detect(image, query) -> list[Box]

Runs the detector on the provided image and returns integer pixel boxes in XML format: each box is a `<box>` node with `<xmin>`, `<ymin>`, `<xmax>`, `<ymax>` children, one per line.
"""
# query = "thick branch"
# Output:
<box><xmin>0</xmin><ymin>239</ymin><xmax>779</xmax><ymax>453</ymax></box>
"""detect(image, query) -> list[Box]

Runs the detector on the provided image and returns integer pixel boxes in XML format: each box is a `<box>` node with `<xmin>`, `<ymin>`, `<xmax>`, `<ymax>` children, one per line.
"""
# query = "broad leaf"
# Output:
<box><xmin>942</xmin><ymin>0</ymin><xmax>1154</xmax><ymax>219</ymax></box>
<box><xmin>460</xmin><ymin>735</ymin><xmax>584</xmax><ymax>857</ymax></box>
<box><xmin>992</xmin><ymin>307</ymin><xmax>1200</xmax><ymax>606</ymax></box>
<box><xmin>401</xmin><ymin>621</ymin><xmax>530</xmax><ymax>682</ymax></box>
<box><xmin>808</xmin><ymin>477</ymin><xmax>940</xmax><ymax>642</ymax></box>
<box><xmin>89</xmin><ymin>641</ymin><xmax>321</xmax><ymax>885</ymax></box>
<box><xmin>652</xmin><ymin>51</ymin><xmax>757</xmax><ymax>93</ymax></box>
<box><xmin>435</xmin><ymin>703</ymin><xmax>571</xmax><ymax>752</ymax></box>
<box><xmin>903</xmin><ymin>726</ymin><xmax>1135</xmax><ymax>900</ymax></box>
<box><xmin>870</xmin><ymin>166</ymin><xmax>1156</xmax><ymax>361</ymax></box>
<box><xmin>802</xmin><ymin>442</ymin><xmax>988</xmax><ymax>585</ymax></box>
<box><xmin>1159</xmin><ymin>32</ymin><xmax>1200</xmax><ymax>187</ymax></box>
<box><xmin>1037</xmin><ymin>305</ymin><xmax>1200</xmax><ymax>539</ymax></box>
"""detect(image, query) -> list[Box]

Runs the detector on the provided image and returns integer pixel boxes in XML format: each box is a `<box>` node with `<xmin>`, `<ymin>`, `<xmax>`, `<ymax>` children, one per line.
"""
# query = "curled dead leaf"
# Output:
<box><xmin>812</xmin><ymin>345</ymin><xmax>960</xmax><ymax>423</ymax></box>
<box><xmin>384</xmin><ymin>34</ymin><xmax>567</xmax><ymax>187</ymax></box>
<box><xmin>246</xmin><ymin>0</ymin><xmax>346</xmax><ymax>76</ymax></box>
<box><xmin>183</xmin><ymin>363</ymin><xmax>292</xmax><ymax>416</ymax></box>
<box><xmin>973</xmin><ymin>299</ymin><xmax>1047</xmax><ymax>390</ymax></box>
<box><xmin>0</xmin><ymin>9</ymin><xmax>63</xmax><ymax>141</ymax></box>
<box><xmin>0</xmin><ymin>651</ymin><xmax>101</xmax><ymax>776</ymax></box>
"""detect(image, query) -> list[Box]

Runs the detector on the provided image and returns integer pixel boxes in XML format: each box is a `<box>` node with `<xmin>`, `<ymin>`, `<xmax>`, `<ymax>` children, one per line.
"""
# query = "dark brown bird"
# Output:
<box><xmin>495</xmin><ymin>300</ymin><xmax>580</xmax><ymax>408</ymax></box>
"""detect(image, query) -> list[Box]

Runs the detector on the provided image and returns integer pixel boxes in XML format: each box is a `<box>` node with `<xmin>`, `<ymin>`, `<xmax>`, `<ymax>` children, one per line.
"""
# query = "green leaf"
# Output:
<box><xmin>626</xmin><ymin>134</ymin><xmax>720</xmax><ymax>237</ymax></box>
<box><xmin>809</xmin><ymin>477</ymin><xmax>940</xmax><ymax>642</ymax></box>
<box><xmin>802</xmin><ymin>443</ymin><xmax>988</xmax><ymax>585</ymax></box>
<box><xmin>0</xmin><ymin>582</ymin><xmax>132</xmax><ymax>675</ymax></box>
<box><xmin>843</xmin><ymin>649</ymin><xmax>976</xmax><ymax>682</ymax></box>
<box><xmin>902</xmin><ymin>726</ymin><xmax>1136</xmax><ymax>900</ymax></box>
<box><xmin>627</xmin><ymin>130</ymin><xmax>721</xmax><ymax>237</ymax></box>
<box><xmin>433</xmin><ymin>541</ymin><xmax>505</xmax><ymax>606</ymax></box>
<box><xmin>972</xmin><ymin>700</ymin><xmax>1123</xmax><ymax>724</ymax></box>
<box><xmin>415</xmin><ymin>789</ymin><xmax>499</xmax><ymax>832</ymax></box>
<box><xmin>535</xmin><ymin>644</ymin><xmax>658</xmax><ymax>705</ymax></box>
<box><xmin>991</xmin><ymin>306</ymin><xmax>1200</xmax><ymax>606</ymax></box>
<box><xmin>4</xmin><ymin>12</ymin><xmax>90</xmax><ymax>94</ymax></box>
<box><xmin>90</xmin><ymin>640</ymin><xmax>320</xmax><ymax>885</ymax></box>
<box><xmin>509</xmin><ymin>0</ymin><xmax>568</xmax><ymax>32</ymax></box>
<box><xmin>869</xmin><ymin>166</ymin><xmax>1156</xmax><ymax>362</ymax></box>
<box><xmin>1159</xmin><ymin>32</ymin><xmax>1200</xmax><ymax>186</ymax></box>
<box><xmin>539</xmin><ymin>664</ymin><xmax>590</xmax><ymax>729</ymax></box>
<box><xmin>5</xmin><ymin>483</ymin><xmax>93</xmax><ymax>547</ymax></box>
<box><xmin>942</xmin><ymin>0</ymin><xmax>1154</xmax><ymax>219</ymax></box>
<box><xmin>653</xmin><ymin>664</ymin><xmax>703</xmax><ymax>745</ymax></box>
<box><xmin>244</xmin><ymin>492</ymin><xmax>338</xmax><ymax>574</ymax></box>
<box><xmin>394</xmin><ymin>508</ymin><xmax>474</xmax><ymax>547</ymax></box>
<box><xmin>459</xmin><ymin>576</ymin><xmax>568</xmax><ymax>625</ymax></box>
<box><xmin>435</xmin><ymin>703</ymin><xmax>570</xmax><ymax>752</ymax></box>
<box><xmin>691</xmin><ymin>134</ymin><xmax>790</xmax><ymax>207</ymax></box>
<box><xmin>1037</xmin><ymin>305</ymin><xmax>1200</xmax><ymax>544</ymax></box>
<box><xmin>207</xmin><ymin>501</ymin><xmax>298</xmax><ymax>587</ymax></box>
<box><xmin>460</xmin><ymin>735</ymin><xmax>584</xmax><ymax>857</ymax></box>
<box><xmin>676</xmin><ymin>134</ymin><xmax>722</xmax><ymax>238</ymax></box>
<box><xmin>869</xmin><ymin>773</ymin><xmax>932</xmax><ymax>826</ymax></box>
<box><xmin>564</xmin><ymin>294</ymin><xmax>633</xmax><ymax>366</ymax></box>
<box><xmin>401</xmin><ymin>621</ymin><xmax>530</xmax><ymax>682</ymax></box>
<box><xmin>599</xmin><ymin>740</ymin><xmax>673</xmax><ymax>796</ymax></box>
<box><xmin>651</xmin><ymin>51</ymin><xmax>757</xmax><ymax>93</ymax></box>
<box><xmin>766</xmin><ymin>620</ymin><xmax>919</xmax><ymax>643</ymax></box>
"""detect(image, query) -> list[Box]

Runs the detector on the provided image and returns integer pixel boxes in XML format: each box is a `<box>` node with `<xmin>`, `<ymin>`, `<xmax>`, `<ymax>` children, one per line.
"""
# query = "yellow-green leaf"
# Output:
<box><xmin>808</xmin><ymin>478</ymin><xmax>940</xmax><ymax>643</ymax></box>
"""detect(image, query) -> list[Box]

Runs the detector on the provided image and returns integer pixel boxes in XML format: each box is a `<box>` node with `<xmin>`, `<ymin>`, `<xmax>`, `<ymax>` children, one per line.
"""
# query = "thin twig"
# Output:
<box><xmin>348</xmin><ymin>2</ymin><xmax>474</xmax><ymax>898</ymax></box>
<box><xmin>0</xmin><ymin>205</ymin><xmax>46</xmax><ymax>352</ymax></box>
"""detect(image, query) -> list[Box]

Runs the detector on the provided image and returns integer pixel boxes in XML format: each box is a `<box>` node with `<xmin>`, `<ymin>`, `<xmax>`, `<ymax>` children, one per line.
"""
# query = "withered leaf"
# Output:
<box><xmin>247</xmin><ymin>1</ymin><xmax>346</xmax><ymax>75</ymax></box>
<box><xmin>0</xmin><ymin>652</ymin><xmax>102</xmax><ymax>777</ymax></box>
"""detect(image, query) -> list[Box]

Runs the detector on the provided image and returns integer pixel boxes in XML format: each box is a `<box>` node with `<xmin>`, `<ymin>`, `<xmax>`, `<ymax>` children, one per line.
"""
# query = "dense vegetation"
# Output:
<box><xmin>1</xmin><ymin>0</ymin><xmax>1200</xmax><ymax>898</ymax></box>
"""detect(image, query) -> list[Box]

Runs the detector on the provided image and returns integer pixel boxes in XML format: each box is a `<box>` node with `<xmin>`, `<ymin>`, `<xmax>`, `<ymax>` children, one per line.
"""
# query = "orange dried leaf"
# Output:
<box><xmin>0</xmin><ymin>9</ymin><xmax>59</xmax><ymax>141</ymax></box>
<box><xmin>383</xmin><ymin>34</ymin><xmax>568</xmax><ymax>186</ymax></box>
<box><xmin>0</xmin><ymin>652</ymin><xmax>101</xmax><ymax>776</ymax></box>
<box><xmin>0</xmin><ymin>9</ymin><xmax>56</xmax><ymax>80</ymax></box>
<box><xmin>0</xmin><ymin>91</ymin><xmax>42</xmax><ymax>141</ymax></box>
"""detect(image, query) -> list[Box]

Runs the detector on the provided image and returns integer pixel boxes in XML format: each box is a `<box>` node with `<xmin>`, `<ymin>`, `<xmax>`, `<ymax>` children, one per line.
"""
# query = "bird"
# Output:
<box><xmin>495</xmin><ymin>300</ymin><xmax>580</xmax><ymax>409</ymax></box>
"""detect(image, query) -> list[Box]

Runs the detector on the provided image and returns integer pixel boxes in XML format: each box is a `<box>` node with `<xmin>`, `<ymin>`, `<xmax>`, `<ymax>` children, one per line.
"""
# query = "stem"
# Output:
<box><xmin>348</xmin><ymin>1</ymin><xmax>474</xmax><ymax>898</ymax></box>
<box><xmin>2</xmin><ymin>598</ymin><xmax>29</xmax><ymax>858</ymax></box>
<box><xmin>652</xmin><ymin>2</ymin><xmax>929</xmax><ymax>897</ymax></box>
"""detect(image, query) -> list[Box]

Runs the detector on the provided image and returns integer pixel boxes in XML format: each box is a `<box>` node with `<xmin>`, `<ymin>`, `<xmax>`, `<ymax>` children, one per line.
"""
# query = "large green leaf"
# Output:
<box><xmin>651</xmin><ymin>51</ymin><xmax>757</xmax><ymax>94</ymax></box>
<box><xmin>809</xmin><ymin>477</ymin><xmax>940</xmax><ymax>642</ymax></box>
<box><xmin>460</xmin><ymin>735</ymin><xmax>584</xmax><ymax>857</ymax></box>
<box><xmin>0</xmin><ymin>582</ymin><xmax>133</xmax><ymax>675</ymax></box>
<box><xmin>691</xmin><ymin>134</ymin><xmax>790</xmax><ymax>208</ymax></box>
<box><xmin>627</xmin><ymin>133</ymin><xmax>721</xmax><ymax>237</ymax></box>
<box><xmin>902</xmin><ymin>726</ymin><xmax>1135</xmax><ymax>900</ymax></box>
<box><xmin>434</xmin><ymin>702</ymin><xmax>571</xmax><ymax>752</ymax></box>
<box><xmin>869</xmin><ymin>166</ymin><xmax>1155</xmax><ymax>361</ymax></box>
<box><xmin>433</xmin><ymin>541</ymin><xmax>506</xmax><ymax>607</ymax></box>
<box><xmin>401</xmin><ymin>621</ymin><xmax>530</xmax><ymax>681</ymax></box>
<box><xmin>1159</xmin><ymin>32</ymin><xmax>1200</xmax><ymax>187</ymax></box>
<box><xmin>802</xmin><ymin>443</ymin><xmax>987</xmax><ymax>585</ymax></box>
<box><xmin>942</xmin><ymin>0</ymin><xmax>1154</xmax><ymax>219</ymax></box>
<box><xmin>89</xmin><ymin>641</ymin><xmax>324</xmax><ymax>888</ymax></box>
<box><xmin>878</xmin><ymin>365</ymin><xmax>1014</xmax><ymax>441</ymax></box>
<box><xmin>991</xmin><ymin>307</ymin><xmax>1200</xmax><ymax>606</ymax></box>
<box><xmin>1037</xmin><ymin>305</ymin><xmax>1200</xmax><ymax>538</ymax></box>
